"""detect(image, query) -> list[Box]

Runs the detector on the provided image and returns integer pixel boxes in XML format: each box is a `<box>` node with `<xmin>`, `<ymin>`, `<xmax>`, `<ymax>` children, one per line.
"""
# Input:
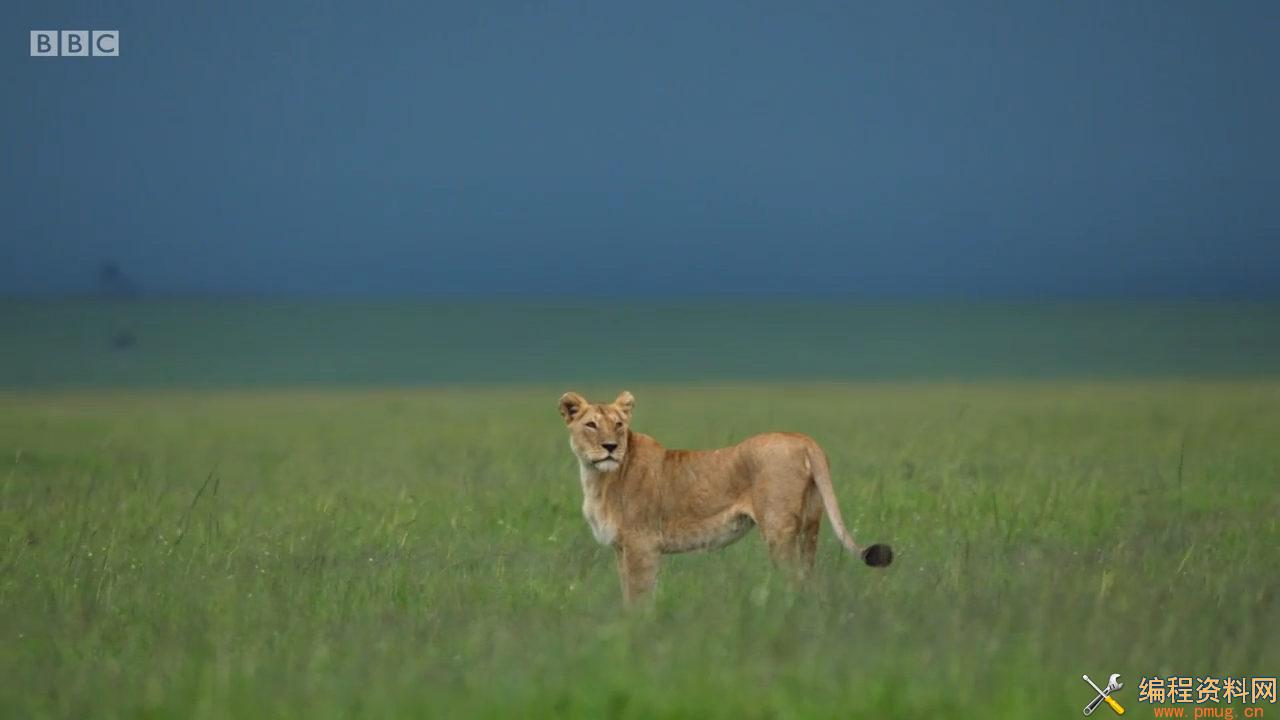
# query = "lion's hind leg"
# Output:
<box><xmin>759</xmin><ymin>510</ymin><xmax>804</xmax><ymax>577</ymax></box>
<box><xmin>798</xmin><ymin>480</ymin><xmax>824</xmax><ymax>574</ymax></box>
<box><xmin>758</xmin><ymin>478</ymin><xmax>824</xmax><ymax>580</ymax></box>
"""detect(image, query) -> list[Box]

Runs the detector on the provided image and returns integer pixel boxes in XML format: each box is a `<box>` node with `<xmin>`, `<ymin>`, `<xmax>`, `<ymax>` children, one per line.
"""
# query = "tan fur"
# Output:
<box><xmin>558</xmin><ymin>391</ymin><xmax>892</xmax><ymax>606</ymax></box>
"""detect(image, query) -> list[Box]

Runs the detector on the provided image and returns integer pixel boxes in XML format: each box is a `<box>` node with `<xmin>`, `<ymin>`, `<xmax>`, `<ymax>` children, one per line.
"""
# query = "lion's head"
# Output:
<box><xmin>559</xmin><ymin>391</ymin><xmax>635</xmax><ymax>472</ymax></box>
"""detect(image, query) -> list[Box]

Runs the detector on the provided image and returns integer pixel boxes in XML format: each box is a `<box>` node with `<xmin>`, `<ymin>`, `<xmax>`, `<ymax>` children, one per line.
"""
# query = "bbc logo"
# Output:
<box><xmin>30</xmin><ymin>31</ymin><xmax>119</xmax><ymax>57</ymax></box>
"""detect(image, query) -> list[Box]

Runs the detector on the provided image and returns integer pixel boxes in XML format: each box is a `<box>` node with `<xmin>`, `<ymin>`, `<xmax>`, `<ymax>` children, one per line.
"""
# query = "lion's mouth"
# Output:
<box><xmin>592</xmin><ymin>456</ymin><xmax>620</xmax><ymax>468</ymax></box>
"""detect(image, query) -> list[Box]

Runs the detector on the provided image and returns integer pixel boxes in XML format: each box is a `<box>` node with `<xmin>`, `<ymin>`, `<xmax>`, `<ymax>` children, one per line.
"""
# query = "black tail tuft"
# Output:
<box><xmin>861</xmin><ymin>543</ymin><xmax>894</xmax><ymax>568</ymax></box>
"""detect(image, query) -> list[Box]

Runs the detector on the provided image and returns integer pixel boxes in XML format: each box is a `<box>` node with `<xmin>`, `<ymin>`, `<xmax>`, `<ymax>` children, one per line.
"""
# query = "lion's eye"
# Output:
<box><xmin>584</xmin><ymin>421</ymin><xmax>597</xmax><ymax>429</ymax></box>
<box><xmin>614</xmin><ymin>422</ymin><xmax>623</xmax><ymax>429</ymax></box>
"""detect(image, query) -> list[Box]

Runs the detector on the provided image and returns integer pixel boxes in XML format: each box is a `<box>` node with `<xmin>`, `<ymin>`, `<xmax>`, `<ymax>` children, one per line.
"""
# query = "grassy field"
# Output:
<box><xmin>2</xmin><ymin>382</ymin><xmax>1278</xmax><ymax>718</ymax></box>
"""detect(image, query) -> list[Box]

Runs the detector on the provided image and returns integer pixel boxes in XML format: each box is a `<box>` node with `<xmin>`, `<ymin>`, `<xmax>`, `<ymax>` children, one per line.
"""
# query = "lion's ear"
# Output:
<box><xmin>614</xmin><ymin>391</ymin><xmax>635</xmax><ymax>418</ymax></box>
<box><xmin>559</xmin><ymin>392</ymin><xmax>588</xmax><ymax>424</ymax></box>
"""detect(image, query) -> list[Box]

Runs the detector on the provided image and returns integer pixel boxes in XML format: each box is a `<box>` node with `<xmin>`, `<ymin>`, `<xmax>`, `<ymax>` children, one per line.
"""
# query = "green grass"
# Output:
<box><xmin>2</xmin><ymin>382</ymin><xmax>1277</xmax><ymax>718</ymax></box>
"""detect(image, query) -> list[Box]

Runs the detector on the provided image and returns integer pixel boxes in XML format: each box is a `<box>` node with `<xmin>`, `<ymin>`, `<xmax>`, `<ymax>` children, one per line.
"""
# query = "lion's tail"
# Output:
<box><xmin>806</xmin><ymin>444</ymin><xmax>894</xmax><ymax>568</ymax></box>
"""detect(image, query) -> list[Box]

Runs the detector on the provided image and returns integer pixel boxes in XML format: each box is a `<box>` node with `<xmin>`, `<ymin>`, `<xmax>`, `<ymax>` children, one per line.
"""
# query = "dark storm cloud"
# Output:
<box><xmin>3</xmin><ymin>1</ymin><xmax>1278</xmax><ymax>297</ymax></box>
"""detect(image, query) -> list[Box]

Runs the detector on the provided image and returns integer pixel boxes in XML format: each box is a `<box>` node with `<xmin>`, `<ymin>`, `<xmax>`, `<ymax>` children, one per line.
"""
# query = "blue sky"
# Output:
<box><xmin>3</xmin><ymin>1</ymin><xmax>1278</xmax><ymax>297</ymax></box>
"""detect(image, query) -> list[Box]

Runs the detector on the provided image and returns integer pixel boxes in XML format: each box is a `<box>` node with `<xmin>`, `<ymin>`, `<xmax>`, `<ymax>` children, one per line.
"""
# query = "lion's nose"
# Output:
<box><xmin>601</xmin><ymin>442</ymin><xmax>619</xmax><ymax>453</ymax></box>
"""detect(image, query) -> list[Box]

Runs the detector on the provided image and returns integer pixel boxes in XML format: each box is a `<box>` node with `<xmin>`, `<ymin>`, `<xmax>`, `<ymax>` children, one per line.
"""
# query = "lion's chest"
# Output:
<box><xmin>579</xmin><ymin>468</ymin><xmax>618</xmax><ymax>547</ymax></box>
<box><xmin>581</xmin><ymin>494</ymin><xmax>618</xmax><ymax>546</ymax></box>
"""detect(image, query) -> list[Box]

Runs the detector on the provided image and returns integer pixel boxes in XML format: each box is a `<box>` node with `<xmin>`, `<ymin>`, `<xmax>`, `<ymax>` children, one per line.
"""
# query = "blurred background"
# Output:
<box><xmin>3</xmin><ymin>1</ymin><xmax>1279</xmax><ymax>385</ymax></box>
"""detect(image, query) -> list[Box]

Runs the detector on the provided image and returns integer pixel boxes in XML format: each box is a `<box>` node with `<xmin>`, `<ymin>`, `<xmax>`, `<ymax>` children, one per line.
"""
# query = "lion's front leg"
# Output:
<box><xmin>615</xmin><ymin>543</ymin><xmax>660</xmax><ymax>608</ymax></box>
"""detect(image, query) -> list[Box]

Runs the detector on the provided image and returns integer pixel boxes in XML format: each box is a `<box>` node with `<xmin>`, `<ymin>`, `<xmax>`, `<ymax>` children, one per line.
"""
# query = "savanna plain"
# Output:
<box><xmin>1</xmin><ymin>301</ymin><xmax>1278</xmax><ymax>719</ymax></box>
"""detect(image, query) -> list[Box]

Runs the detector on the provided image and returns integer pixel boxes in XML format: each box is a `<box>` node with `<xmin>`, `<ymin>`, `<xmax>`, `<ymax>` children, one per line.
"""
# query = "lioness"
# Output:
<box><xmin>559</xmin><ymin>390</ymin><xmax>893</xmax><ymax>605</ymax></box>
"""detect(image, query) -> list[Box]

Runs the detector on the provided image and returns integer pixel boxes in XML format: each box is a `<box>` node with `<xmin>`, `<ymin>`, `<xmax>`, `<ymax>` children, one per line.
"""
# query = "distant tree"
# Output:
<box><xmin>98</xmin><ymin>260</ymin><xmax>140</xmax><ymax>298</ymax></box>
<box><xmin>97</xmin><ymin>260</ymin><xmax>141</xmax><ymax>351</ymax></box>
<box><xmin>110</xmin><ymin>330</ymin><xmax>138</xmax><ymax>350</ymax></box>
